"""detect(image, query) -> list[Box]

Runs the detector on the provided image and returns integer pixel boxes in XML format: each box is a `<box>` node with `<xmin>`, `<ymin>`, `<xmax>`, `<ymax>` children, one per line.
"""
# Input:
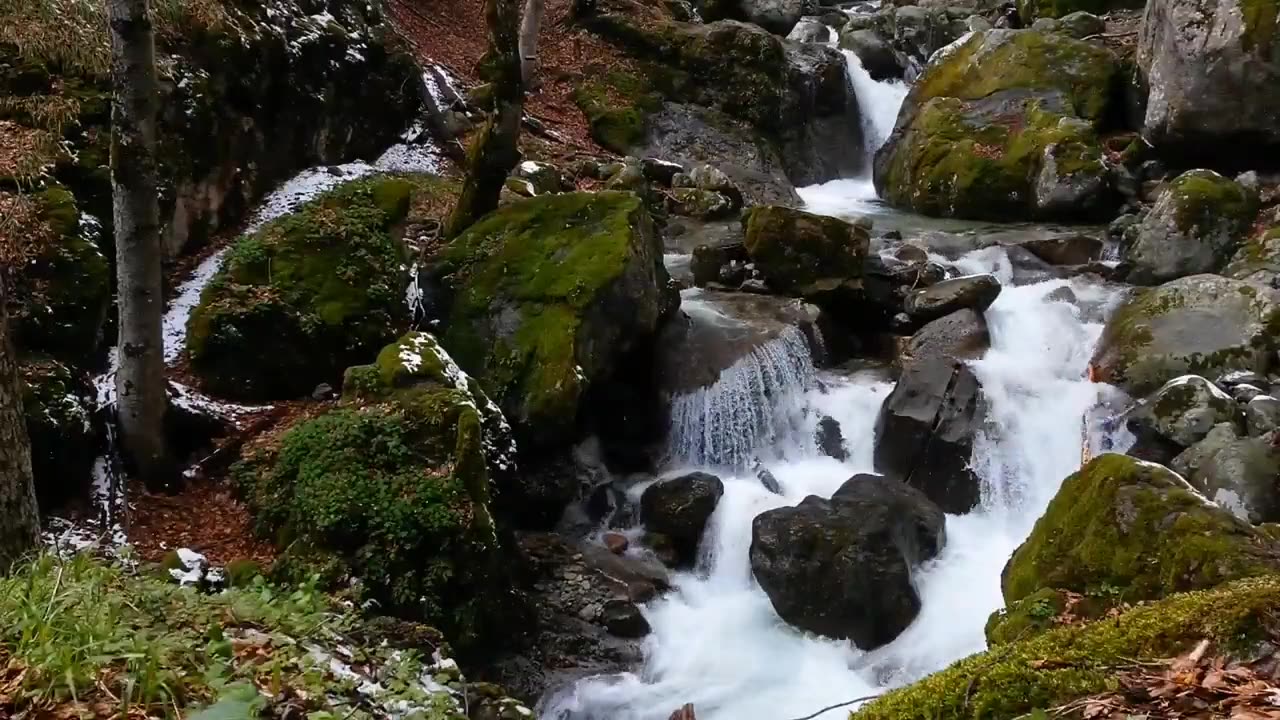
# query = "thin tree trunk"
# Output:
<box><xmin>446</xmin><ymin>0</ymin><xmax>525</xmax><ymax>238</ymax></box>
<box><xmin>519</xmin><ymin>0</ymin><xmax>545</xmax><ymax>90</ymax></box>
<box><xmin>0</xmin><ymin>274</ymin><xmax>39</xmax><ymax>572</ymax></box>
<box><xmin>110</xmin><ymin>0</ymin><xmax>173</xmax><ymax>492</ymax></box>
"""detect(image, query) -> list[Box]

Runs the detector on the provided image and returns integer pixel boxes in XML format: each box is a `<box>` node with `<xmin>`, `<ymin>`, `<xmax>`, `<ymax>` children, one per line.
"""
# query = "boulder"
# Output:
<box><xmin>840</xmin><ymin>28</ymin><xmax>906</xmax><ymax>81</ymax></box>
<box><xmin>1090</xmin><ymin>275</ymin><xmax>1280</xmax><ymax>398</ymax></box>
<box><xmin>904</xmin><ymin>273</ymin><xmax>1001</xmax><ymax>323</ymax></box>
<box><xmin>789</xmin><ymin>18</ymin><xmax>833</xmax><ymax>43</ymax></box>
<box><xmin>237</xmin><ymin>332</ymin><xmax>524</xmax><ymax>655</ymax></box>
<box><xmin>1137</xmin><ymin>0</ymin><xmax>1280</xmax><ymax>169</ymax></box>
<box><xmin>1171</xmin><ymin>424</ymin><xmax>1280</xmax><ymax>525</ymax></box>
<box><xmin>1123</xmin><ymin>170</ymin><xmax>1260</xmax><ymax>285</ymax></box>
<box><xmin>669</xmin><ymin>188</ymin><xmax>735</xmax><ymax>219</ymax></box>
<box><xmin>750</xmin><ymin>474</ymin><xmax>946</xmax><ymax>648</ymax></box>
<box><xmin>892</xmin><ymin>5</ymin><xmax>966</xmax><ymax>65</ymax></box>
<box><xmin>875</xmin><ymin>310</ymin><xmax>988</xmax><ymax>513</ymax></box>
<box><xmin>641</xmin><ymin>472</ymin><xmax>725</xmax><ymax>565</ymax></box>
<box><xmin>511</xmin><ymin>161</ymin><xmax>570</xmax><ymax>196</ymax></box>
<box><xmin>1016</xmin><ymin>233</ymin><xmax>1103</xmax><ymax>266</ymax></box>
<box><xmin>601</xmin><ymin>599</ymin><xmax>652</xmax><ymax>637</ymax></box>
<box><xmin>816</xmin><ymin>415</ymin><xmax>849</xmax><ymax>460</ymax></box>
<box><xmin>1017</xmin><ymin>0</ymin><xmax>1142</xmax><ymax>22</ymax></box>
<box><xmin>1003</xmin><ymin>453</ymin><xmax>1279</xmax><ymax>605</ymax></box>
<box><xmin>1247</xmin><ymin>396</ymin><xmax>1280</xmax><ymax>437</ymax></box>
<box><xmin>187</xmin><ymin>176</ymin><xmax>415</xmax><ymax>401</ymax></box>
<box><xmin>19</xmin><ymin>358</ymin><xmax>96</xmax><ymax>511</ymax></box>
<box><xmin>1225</xmin><ymin>227</ymin><xmax>1280</xmax><ymax>286</ymax></box>
<box><xmin>1124</xmin><ymin>375</ymin><xmax>1244</xmax><ymax>449</ymax></box>
<box><xmin>1057</xmin><ymin>11</ymin><xmax>1105</xmax><ymax>38</ymax></box>
<box><xmin>874</xmin><ymin>30</ymin><xmax>1119</xmax><ymax>221</ymax></box>
<box><xmin>432</xmin><ymin>192</ymin><xmax>676</xmax><ymax>451</ymax></box>
<box><xmin>742</xmin><ymin>206</ymin><xmax>871</xmax><ymax>298</ymax></box>
<box><xmin>705</xmin><ymin>0</ymin><xmax>805</xmax><ymax>35</ymax></box>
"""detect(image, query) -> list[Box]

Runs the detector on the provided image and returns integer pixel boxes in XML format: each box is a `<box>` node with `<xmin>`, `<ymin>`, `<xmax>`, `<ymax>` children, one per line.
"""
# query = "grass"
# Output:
<box><xmin>0</xmin><ymin>552</ymin><xmax>463</xmax><ymax>719</ymax></box>
<box><xmin>0</xmin><ymin>0</ymin><xmax>229</xmax><ymax>78</ymax></box>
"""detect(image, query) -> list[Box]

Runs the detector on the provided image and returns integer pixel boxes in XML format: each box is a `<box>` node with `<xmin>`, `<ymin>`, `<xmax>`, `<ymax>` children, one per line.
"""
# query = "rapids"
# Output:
<box><xmin>540</xmin><ymin>28</ymin><xmax>1130</xmax><ymax>720</ymax></box>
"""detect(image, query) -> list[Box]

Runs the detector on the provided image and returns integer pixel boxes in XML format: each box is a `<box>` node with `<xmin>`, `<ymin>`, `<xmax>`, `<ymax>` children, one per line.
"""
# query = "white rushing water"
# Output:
<box><xmin>543</xmin><ymin>40</ymin><xmax>1129</xmax><ymax>720</ymax></box>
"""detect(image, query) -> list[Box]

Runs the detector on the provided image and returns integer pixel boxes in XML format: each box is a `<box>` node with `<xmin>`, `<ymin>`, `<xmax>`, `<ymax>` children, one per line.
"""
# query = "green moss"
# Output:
<box><xmin>1003</xmin><ymin>454</ymin><xmax>1277</xmax><ymax>604</ymax></box>
<box><xmin>742</xmin><ymin>205</ymin><xmax>869</xmax><ymax>293</ymax></box>
<box><xmin>984</xmin><ymin>588</ymin><xmax>1067</xmax><ymax>645</ymax></box>
<box><xmin>223</xmin><ymin>559</ymin><xmax>263</xmax><ymax>588</ymax></box>
<box><xmin>854</xmin><ymin>574</ymin><xmax>1280</xmax><ymax>720</ymax></box>
<box><xmin>436</xmin><ymin>191</ymin><xmax>660</xmax><ymax>448</ymax></box>
<box><xmin>573</xmin><ymin>69</ymin><xmax>663</xmax><ymax>153</ymax></box>
<box><xmin>1240</xmin><ymin>0</ymin><xmax>1278</xmax><ymax>53</ymax></box>
<box><xmin>187</xmin><ymin>175</ymin><xmax>422</xmax><ymax>401</ymax></box>
<box><xmin>1166</xmin><ymin>169</ymin><xmax>1258</xmax><ymax>235</ymax></box>
<box><xmin>911</xmin><ymin>30</ymin><xmax>1118</xmax><ymax>124</ymax></box>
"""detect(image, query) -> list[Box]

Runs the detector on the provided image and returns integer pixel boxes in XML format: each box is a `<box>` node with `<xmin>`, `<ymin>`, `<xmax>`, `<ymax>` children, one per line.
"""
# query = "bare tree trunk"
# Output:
<box><xmin>110</xmin><ymin>0</ymin><xmax>174</xmax><ymax>492</ymax></box>
<box><xmin>519</xmin><ymin>0</ymin><xmax>545</xmax><ymax>91</ymax></box>
<box><xmin>446</xmin><ymin>0</ymin><xmax>526</xmax><ymax>238</ymax></box>
<box><xmin>0</xmin><ymin>274</ymin><xmax>39</xmax><ymax>572</ymax></box>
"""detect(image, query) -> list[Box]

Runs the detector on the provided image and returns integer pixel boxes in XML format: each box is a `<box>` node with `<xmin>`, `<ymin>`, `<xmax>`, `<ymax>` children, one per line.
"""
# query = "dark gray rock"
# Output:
<box><xmin>840</xmin><ymin>28</ymin><xmax>906</xmax><ymax>80</ymax></box>
<box><xmin>1172</xmin><ymin>424</ymin><xmax>1280</xmax><ymax>524</ymax></box>
<box><xmin>1018</xmin><ymin>234</ymin><xmax>1104</xmax><ymax>266</ymax></box>
<box><xmin>1247</xmin><ymin>396</ymin><xmax>1280</xmax><ymax>437</ymax></box>
<box><xmin>1057</xmin><ymin>11</ymin><xmax>1104</xmax><ymax>39</ymax></box>
<box><xmin>750</xmin><ymin>473</ymin><xmax>946</xmax><ymax>648</ymax></box>
<box><xmin>816</xmin><ymin>415</ymin><xmax>849</xmax><ymax>460</ymax></box>
<box><xmin>601</xmin><ymin>600</ymin><xmax>651</xmax><ymax>638</ymax></box>
<box><xmin>904</xmin><ymin>274</ymin><xmax>1002</xmax><ymax>323</ymax></box>
<box><xmin>1124</xmin><ymin>375</ymin><xmax>1243</xmax><ymax>449</ymax></box>
<box><xmin>641</xmin><ymin>472</ymin><xmax>726</xmax><ymax>565</ymax></box>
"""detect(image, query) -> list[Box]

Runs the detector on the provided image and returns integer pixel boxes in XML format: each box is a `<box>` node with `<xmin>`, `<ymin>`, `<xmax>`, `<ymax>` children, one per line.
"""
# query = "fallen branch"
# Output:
<box><xmin>784</xmin><ymin>694</ymin><xmax>881</xmax><ymax>720</ymax></box>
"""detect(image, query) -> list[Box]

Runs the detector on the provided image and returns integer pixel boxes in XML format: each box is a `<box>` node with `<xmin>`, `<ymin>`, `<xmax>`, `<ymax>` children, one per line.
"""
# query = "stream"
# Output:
<box><xmin>539</xmin><ymin>39</ymin><xmax>1131</xmax><ymax>720</ymax></box>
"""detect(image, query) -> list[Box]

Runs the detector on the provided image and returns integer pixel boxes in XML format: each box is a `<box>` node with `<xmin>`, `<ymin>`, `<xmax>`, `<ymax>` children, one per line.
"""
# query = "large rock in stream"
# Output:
<box><xmin>1090</xmin><ymin>274</ymin><xmax>1280</xmax><ymax>398</ymax></box>
<box><xmin>641</xmin><ymin>472</ymin><xmax>725</xmax><ymax>566</ymax></box>
<box><xmin>874</xmin><ymin>29</ymin><xmax>1120</xmax><ymax>221</ymax></box>
<box><xmin>874</xmin><ymin>309</ymin><xmax>989</xmax><ymax>514</ymax></box>
<box><xmin>1122</xmin><ymin>170</ymin><xmax>1260</xmax><ymax>285</ymax></box>
<box><xmin>1137</xmin><ymin>0</ymin><xmax>1280</xmax><ymax>169</ymax></box>
<box><xmin>1172</xmin><ymin>423</ymin><xmax>1280</xmax><ymax>525</ymax></box>
<box><xmin>750</xmin><ymin>474</ymin><xmax>946</xmax><ymax>649</ymax></box>
<box><xmin>431</xmin><ymin>191</ymin><xmax>677</xmax><ymax>452</ymax></box>
<box><xmin>742</xmin><ymin>205</ymin><xmax>870</xmax><ymax>300</ymax></box>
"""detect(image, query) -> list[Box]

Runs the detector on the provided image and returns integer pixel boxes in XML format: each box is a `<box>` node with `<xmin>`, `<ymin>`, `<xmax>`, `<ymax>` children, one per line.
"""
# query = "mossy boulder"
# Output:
<box><xmin>1225</xmin><ymin>226</ymin><xmax>1280</xmax><ymax>285</ymax></box>
<box><xmin>19</xmin><ymin>357</ymin><xmax>97</xmax><ymax>510</ymax></box>
<box><xmin>187</xmin><ymin>176</ymin><xmax>415</xmax><ymax>401</ymax></box>
<box><xmin>854</xmin><ymin>575</ymin><xmax>1280</xmax><ymax>720</ymax></box>
<box><xmin>1123</xmin><ymin>170</ymin><xmax>1260</xmax><ymax>285</ymax></box>
<box><xmin>741</xmin><ymin>206</ymin><xmax>870</xmax><ymax>299</ymax></box>
<box><xmin>5</xmin><ymin>184</ymin><xmax>110</xmax><ymax>366</ymax></box>
<box><xmin>1125</xmin><ymin>375</ymin><xmax>1244</xmax><ymax>450</ymax></box>
<box><xmin>1090</xmin><ymin>275</ymin><xmax>1280</xmax><ymax>397</ymax></box>
<box><xmin>873</xmin><ymin>30</ymin><xmax>1119</xmax><ymax>221</ymax></box>
<box><xmin>1138</xmin><ymin>0</ymin><xmax>1280</xmax><ymax>169</ymax></box>
<box><xmin>1002</xmin><ymin>453</ymin><xmax>1279</xmax><ymax>606</ymax></box>
<box><xmin>432</xmin><ymin>191</ymin><xmax>675</xmax><ymax>452</ymax></box>
<box><xmin>236</xmin><ymin>331</ymin><xmax>522</xmax><ymax>655</ymax></box>
<box><xmin>1017</xmin><ymin>0</ymin><xmax>1143</xmax><ymax>23</ymax></box>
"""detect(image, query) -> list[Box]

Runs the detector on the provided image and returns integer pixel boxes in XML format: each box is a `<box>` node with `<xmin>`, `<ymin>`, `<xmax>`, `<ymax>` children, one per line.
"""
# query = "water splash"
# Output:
<box><xmin>666</xmin><ymin>327</ymin><xmax>816</xmax><ymax>471</ymax></box>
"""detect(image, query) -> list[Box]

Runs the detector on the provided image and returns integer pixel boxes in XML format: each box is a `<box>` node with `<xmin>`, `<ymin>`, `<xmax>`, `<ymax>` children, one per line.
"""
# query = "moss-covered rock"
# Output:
<box><xmin>1090</xmin><ymin>275</ymin><xmax>1280</xmax><ymax>397</ymax></box>
<box><xmin>1002</xmin><ymin>454</ymin><xmax>1279</xmax><ymax>606</ymax></box>
<box><xmin>1225</xmin><ymin>226</ymin><xmax>1280</xmax><ymax>285</ymax></box>
<box><xmin>187</xmin><ymin>176</ymin><xmax>415</xmax><ymax>401</ymax></box>
<box><xmin>741</xmin><ymin>205</ymin><xmax>869</xmax><ymax>297</ymax></box>
<box><xmin>984</xmin><ymin>587</ymin><xmax>1074</xmax><ymax>646</ymax></box>
<box><xmin>873</xmin><ymin>30</ymin><xmax>1119</xmax><ymax>221</ymax></box>
<box><xmin>854</xmin><ymin>574</ymin><xmax>1280</xmax><ymax>720</ymax></box>
<box><xmin>1124</xmin><ymin>170</ymin><xmax>1260</xmax><ymax>285</ymax></box>
<box><xmin>236</xmin><ymin>331</ymin><xmax>523</xmax><ymax>655</ymax></box>
<box><xmin>19</xmin><ymin>357</ymin><xmax>96</xmax><ymax>511</ymax></box>
<box><xmin>5</xmin><ymin>184</ymin><xmax>110</xmax><ymax>366</ymax></box>
<box><xmin>571</xmin><ymin>68</ymin><xmax>664</xmax><ymax>154</ymax></box>
<box><xmin>432</xmin><ymin>191</ymin><xmax>675</xmax><ymax>451</ymax></box>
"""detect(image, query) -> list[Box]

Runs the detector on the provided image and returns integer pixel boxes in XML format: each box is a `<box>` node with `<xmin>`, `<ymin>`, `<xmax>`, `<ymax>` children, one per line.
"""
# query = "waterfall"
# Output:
<box><xmin>667</xmin><ymin>327</ymin><xmax>816</xmax><ymax>471</ymax></box>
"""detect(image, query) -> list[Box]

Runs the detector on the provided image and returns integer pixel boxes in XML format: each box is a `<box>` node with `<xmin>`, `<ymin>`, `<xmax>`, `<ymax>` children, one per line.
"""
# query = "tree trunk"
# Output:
<box><xmin>110</xmin><ymin>0</ymin><xmax>174</xmax><ymax>492</ymax></box>
<box><xmin>446</xmin><ymin>0</ymin><xmax>525</xmax><ymax>238</ymax></box>
<box><xmin>0</xmin><ymin>274</ymin><xmax>40</xmax><ymax>572</ymax></box>
<box><xmin>519</xmin><ymin>0</ymin><xmax>545</xmax><ymax>90</ymax></box>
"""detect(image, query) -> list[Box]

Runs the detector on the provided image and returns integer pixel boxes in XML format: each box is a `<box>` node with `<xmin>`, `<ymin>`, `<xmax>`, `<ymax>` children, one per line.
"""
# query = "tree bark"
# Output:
<box><xmin>110</xmin><ymin>0</ymin><xmax>174</xmax><ymax>491</ymax></box>
<box><xmin>519</xmin><ymin>0</ymin><xmax>545</xmax><ymax>90</ymax></box>
<box><xmin>446</xmin><ymin>0</ymin><xmax>525</xmax><ymax>238</ymax></box>
<box><xmin>0</xmin><ymin>274</ymin><xmax>40</xmax><ymax>572</ymax></box>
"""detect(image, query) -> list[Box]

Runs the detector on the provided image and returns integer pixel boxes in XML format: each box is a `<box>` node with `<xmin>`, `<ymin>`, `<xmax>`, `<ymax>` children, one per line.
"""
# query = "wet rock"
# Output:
<box><xmin>1247</xmin><ymin>396</ymin><xmax>1280</xmax><ymax>437</ymax></box>
<box><xmin>1232</xmin><ymin>385</ymin><xmax>1267</xmax><ymax>404</ymax></box>
<box><xmin>757</xmin><ymin>466</ymin><xmax>783</xmax><ymax>494</ymax></box>
<box><xmin>893</xmin><ymin>5</ymin><xmax>966</xmax><ymax>64</ymax></box>
<box><xmin>750</xmin><ymin>473</ymin><xmax>947</xmax><ymax>648</ymax></box>
<box><xmin>893</xmin><ymin>243</ymin><xmax>930</xmax><ymax>264</ymax></box>
<box><xmin>1122</xmin><ymin>170</ymin><xmax>1259</xmax><ymax>285</ymax></box>
<box><xmin>604</xmin><ymin>532</ymin><xmax>630</xmax><ymax>555</ymax></box>
<box><xmin>1091</xmin><ymin>274</ymin><xmax>1280</xmax><ymax>398</ymax></box>
<box><xmin>1056</xmin><ymin>10</ymin><xmax>1103</xmax><ymax>38</ymax></box>
<box><xmin>669</xmin><ymin>188</ymin><xmax>735</xmax><ymax>220</ymax></box>
<box><xmin>1018</xmin><ymin>234</ymin><xmax>1104</xmax><ymax>266</ymax></box>
<box><xmin>816</xmin><ymin>415</ymin><xmax>849</xmax><ymax>461</ymax></box>
<box><xmin>512</xmin><ymin>161</ymin><xmax>569</xmax><ymax>195</ymax></box>
<box><xmin>840</xmin><ymin>28</ymin><xmax>905</xmax><ymax>81</ymax></box>
<box><xmin>904</xmin><ymin>274</ymin><xmax>1001</xmax><ymax>323</ymax></box>
<box><xmin>1045</xmin><ymin>286</ymin><xmax>1078</xmax><ymax>304</ymax></box>
<box><xmin>743</xmin><ymin>206</ymin><xmax>870</xmax><ymax>300</ymax></box>
<box><xmin>601</xmin><ymin>599</ymin><xmax>651</xmax><ymax>637</ymax></box>
<box><xmin>789</xmin><ymin>17</ymin><xmax>832</xmax><ymax>43</ymax></box>
<box><xmin>643</xmin><ymin>157</ymin><xmax>686</xmax><ymax>186</ymax></box>
<box><xmin>875</xmin><ymin>311</ymin><xmax>988</xmax><ymax>513</ymax></box>
<box><xmin>641</xmin><ymin>472</ymin><xmax>725</xmax><ymax>566</ymax></box>
<box><xmin>1137</xmin><ymin>0</ymin><xmax>1280</xmax><ymax>169</ymax></box>
<box><xmin>1124</xmin><ymin>375</ymin><xmax>1244</xmax><ymax>449</ymax></box>
<box><xmin>1172</xmin><ymin>424</ymin><xmax>1280</xmax><ymax>524</ymax></box>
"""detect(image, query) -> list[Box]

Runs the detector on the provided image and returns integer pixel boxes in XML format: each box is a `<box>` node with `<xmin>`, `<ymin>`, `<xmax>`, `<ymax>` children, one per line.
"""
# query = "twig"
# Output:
<box><xmin>1083</xmin><ymin>31</ymin><xmax>1138</xmax><ymax>40</ymax></box>
<box><xmin>783</xmin><ymin>694</ymin><xmax>881</xmax><ymax>720</ymax></box>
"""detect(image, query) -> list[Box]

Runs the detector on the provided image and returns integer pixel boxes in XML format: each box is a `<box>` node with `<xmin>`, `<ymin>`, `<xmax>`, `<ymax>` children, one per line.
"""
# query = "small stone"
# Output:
<box><xmin>604</xmin><ymin>532</ymin><xmax>630</xmax><ymax>555</ymax></box>
<box><xmin>311</xmin><ymin>383</ymin><xmax>335</xmax><ymax>401</ymax></box>
<box><xmin>739</xmin><ymin>278</ymin><xmax>771</xmax><ymax>294</ymax></box>
<box><xmin>601</xmin><ymin>599</ymin><xmax>651</xmax><ymax>637</ymax></box>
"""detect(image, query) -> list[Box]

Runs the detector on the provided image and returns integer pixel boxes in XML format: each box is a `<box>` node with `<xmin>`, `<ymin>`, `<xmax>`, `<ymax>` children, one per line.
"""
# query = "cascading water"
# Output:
<box><xmin>544</xmin><ymin>36</ymin><xmax>1130</xmax><ymax>720</ymax></box>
